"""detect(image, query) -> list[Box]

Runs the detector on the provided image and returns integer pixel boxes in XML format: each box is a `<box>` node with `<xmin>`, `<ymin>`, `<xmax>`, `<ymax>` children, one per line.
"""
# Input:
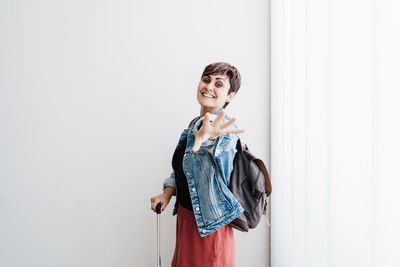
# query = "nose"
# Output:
<box><xmin>206</xmin><ymin>84</ymin><xmax>214</xmax><ymax>92</ymax></box>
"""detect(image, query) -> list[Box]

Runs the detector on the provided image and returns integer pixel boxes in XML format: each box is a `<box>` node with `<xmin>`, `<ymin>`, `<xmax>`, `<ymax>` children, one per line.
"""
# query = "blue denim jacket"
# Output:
<box><xmin>163</xmin><ymin>108</ymin><xmax>244</xmax><ymax>237</ymax></box>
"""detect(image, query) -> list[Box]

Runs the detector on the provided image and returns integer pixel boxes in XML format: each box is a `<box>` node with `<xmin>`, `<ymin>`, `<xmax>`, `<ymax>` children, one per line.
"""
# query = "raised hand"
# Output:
<box><xmin>192</xmin><ymin>110</ymin><xmax>245</xmax><ymax>152</ymax></box>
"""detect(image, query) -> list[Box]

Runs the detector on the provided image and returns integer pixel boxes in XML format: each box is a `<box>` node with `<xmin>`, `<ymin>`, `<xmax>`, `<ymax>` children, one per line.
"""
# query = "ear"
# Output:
<box><xmin>226</xmin><ymin>92</ymin><xmax>236</xmax><ymax>103</ymax></box>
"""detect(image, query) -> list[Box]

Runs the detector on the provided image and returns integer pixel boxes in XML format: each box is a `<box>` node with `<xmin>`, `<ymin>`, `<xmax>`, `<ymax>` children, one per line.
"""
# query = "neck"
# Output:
<box><xmin>200</xmin><ymin>106</ymin><xmax>221</xmax><ymax>117</ymax></box>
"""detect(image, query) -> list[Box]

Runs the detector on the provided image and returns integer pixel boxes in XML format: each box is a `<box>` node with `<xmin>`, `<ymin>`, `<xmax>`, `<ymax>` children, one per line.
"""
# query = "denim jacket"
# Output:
<box><xmin>163</xmin><ymin>108</ymin><xmax>244</xmax><ymax>237</ymax></box>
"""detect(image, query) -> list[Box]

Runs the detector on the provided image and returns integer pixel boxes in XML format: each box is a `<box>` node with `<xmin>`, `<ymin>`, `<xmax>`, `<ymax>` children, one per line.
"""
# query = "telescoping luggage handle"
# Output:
<box><xmin>156</xmin><ymin>203</ymin><xmax>162</xmax><ymax>267</ymax></box>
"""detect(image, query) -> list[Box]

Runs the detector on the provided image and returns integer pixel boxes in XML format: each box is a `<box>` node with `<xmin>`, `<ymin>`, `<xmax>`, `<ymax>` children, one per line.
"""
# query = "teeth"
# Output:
<box><xmin>202</xmin><ymin>93</ymin><xmax>215</xmax><ymax>98</ymax></box>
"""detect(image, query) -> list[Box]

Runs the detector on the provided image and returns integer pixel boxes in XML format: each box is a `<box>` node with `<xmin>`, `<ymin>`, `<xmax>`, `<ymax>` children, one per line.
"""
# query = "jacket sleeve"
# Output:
<box><xmin>162</xmin><ymin>171</ymin><xmax>176</xmax><ymax>196</ymax></box>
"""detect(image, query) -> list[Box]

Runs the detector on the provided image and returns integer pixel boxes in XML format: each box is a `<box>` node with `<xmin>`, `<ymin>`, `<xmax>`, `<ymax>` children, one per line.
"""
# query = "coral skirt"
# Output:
<box><xmin>171</xmin><ymin>205</ymin><xmax>235</xmax><ymax>267</ymax></box>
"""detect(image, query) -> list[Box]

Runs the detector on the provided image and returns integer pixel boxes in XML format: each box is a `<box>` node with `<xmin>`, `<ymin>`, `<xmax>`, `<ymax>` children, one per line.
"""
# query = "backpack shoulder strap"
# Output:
<box><xmin>188</xmin><ymin>116</ymin><xmax>200</xmax><ymax>128</ymax></box>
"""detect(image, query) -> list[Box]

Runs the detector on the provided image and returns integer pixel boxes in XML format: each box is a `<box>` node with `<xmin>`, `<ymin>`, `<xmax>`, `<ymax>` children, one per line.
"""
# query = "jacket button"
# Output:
<box><xmin>186</xmin><ymin>171</ymin><xmax>190</xmax><ymax>176</ymax></box>
<box><xmin>192</xmin><ymin>188</ymin><xmax>196</xmax><ymax>192</ymax></box>
<box><xmin>202</xmin><ymin>230</ymin><xmax>206</xmax><ymax>234</ymax></box>
<box><xmin>195</xmin><ymin>207</ymin><xmax>199</xmax><ymax>211</ymax></box>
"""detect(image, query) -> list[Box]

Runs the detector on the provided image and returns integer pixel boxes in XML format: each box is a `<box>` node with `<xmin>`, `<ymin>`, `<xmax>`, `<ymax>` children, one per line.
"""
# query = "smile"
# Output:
<box><xmin>201</xmin><ymin>93</ymin><xmax>216</xmax><ymax>99</ymax></box>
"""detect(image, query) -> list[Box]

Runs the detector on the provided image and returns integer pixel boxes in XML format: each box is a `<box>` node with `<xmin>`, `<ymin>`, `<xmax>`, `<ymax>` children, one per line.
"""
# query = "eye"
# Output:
<box><xmin>216</xmin><ymin>82</ymin><xmax>223</xmax><ymax>87</ymax></box>
<box><xmin>202</xmin><ymin>78</ymin><xmax>210</xmax><ymax>83</ymax></box>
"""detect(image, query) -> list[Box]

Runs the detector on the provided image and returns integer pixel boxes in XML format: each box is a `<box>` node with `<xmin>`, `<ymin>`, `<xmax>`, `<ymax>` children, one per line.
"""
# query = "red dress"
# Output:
<box><xmin>171</xmin><ymin>205</ymin><xmax>235</xmax><ymax>267</ymax></box>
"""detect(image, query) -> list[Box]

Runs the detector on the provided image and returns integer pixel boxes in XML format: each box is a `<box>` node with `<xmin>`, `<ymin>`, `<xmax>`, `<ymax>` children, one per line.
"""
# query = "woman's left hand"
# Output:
<box><xmin>192</xmin><ymin>110</ymin><xmax>245</xmax><ymax>152</ymax></box>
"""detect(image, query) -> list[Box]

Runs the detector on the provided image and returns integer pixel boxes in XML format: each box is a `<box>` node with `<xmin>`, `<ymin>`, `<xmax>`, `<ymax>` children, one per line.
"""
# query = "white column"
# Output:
<box><xmin>271</xmin><ymin>0</ymin><xmax>400</xmax><ymax>266</ymax></box>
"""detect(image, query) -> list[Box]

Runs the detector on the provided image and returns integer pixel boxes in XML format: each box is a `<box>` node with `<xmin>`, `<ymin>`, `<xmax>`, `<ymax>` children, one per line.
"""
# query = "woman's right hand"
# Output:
<box><xmin>192</xmin><ymin>110</ymin><xmax>245</xmax><ymax>152</ymax></box>
<box><xmin>150</xmin><ymin>187</ymin><xmax>174</xmax><ymax>213</ymax></box>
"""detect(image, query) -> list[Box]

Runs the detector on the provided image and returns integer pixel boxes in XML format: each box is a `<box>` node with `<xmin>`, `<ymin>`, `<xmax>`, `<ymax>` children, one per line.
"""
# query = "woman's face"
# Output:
<box><xmin>197</xmin><ymin>74</ymin><xmax>235</xmax><ymax>113</ymax></box>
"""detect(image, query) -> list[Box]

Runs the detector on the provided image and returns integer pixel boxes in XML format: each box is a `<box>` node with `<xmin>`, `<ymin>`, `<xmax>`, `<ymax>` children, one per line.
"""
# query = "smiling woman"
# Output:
<box><xmin>197</xmin><ymin>74</ymin><xmax>234</xmax><ymax>115</ymax></box>
<box><xmin>150</xmin><ymin>62</ymin><xmax>245</xmax><ymax>267</ymax></box>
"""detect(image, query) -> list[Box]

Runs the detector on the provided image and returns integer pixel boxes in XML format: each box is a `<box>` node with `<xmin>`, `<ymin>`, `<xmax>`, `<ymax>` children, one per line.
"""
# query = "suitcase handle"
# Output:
<box><xmin>156</xmin><ymin>203</ymin><xmax>162</xmax><ymax>267</ymax></box>
<box><xmin>156</xmin><ymin>203</ymin><xmax>162</xmax><ymax>214</ymax></box>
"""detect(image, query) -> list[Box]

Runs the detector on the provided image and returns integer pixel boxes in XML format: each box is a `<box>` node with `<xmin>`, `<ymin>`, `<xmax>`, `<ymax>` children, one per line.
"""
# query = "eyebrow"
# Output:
<box><xmin>204</xmin><ymin>75</ymin><xmax>226</xmax><ymax>81</ymax></box>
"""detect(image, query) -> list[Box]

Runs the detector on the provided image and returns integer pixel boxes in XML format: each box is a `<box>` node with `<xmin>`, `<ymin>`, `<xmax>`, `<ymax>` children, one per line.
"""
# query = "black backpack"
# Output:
<box><xmin>228</xmin><ymin>139</ymin><xmax>272</xmax><ymax>232</ymax></box>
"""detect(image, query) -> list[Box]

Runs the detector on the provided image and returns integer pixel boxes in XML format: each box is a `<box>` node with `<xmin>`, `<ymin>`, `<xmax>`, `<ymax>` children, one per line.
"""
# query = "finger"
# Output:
<box><xmin>220</xmin><ymin>117</ymin><xmax>236</xmax><ymax>129</ymax></box>
<box><xmin>151</xmin><ymin>199</ymin><xmax>160</xmax><ymax>212</ymax></box>
<box><xmin>192</xmin><ymin>133</ymin><xmax>209</xmax><ymax>152</ymax></box>
<box><xmin>192</xmin><ymin>137</ymin><xmax>201</xmax><ymax>152</ymax></box>
<box><xmin>192</xmin><ymin>141</ymin><xmax>200</xmax><ymax>152</ymax></box>
<box><xmin>225</xmin><ymin>128</ymin><xmax>245</xmax><ymax>134</ymax></box>
<box><xmin>213</xmin><ymin>109</ymin><xmax>225</xmax><ymax>125</ymax></box>
<box><xmin>192</xmin><ymin>136</ymin><xmax>207</xmax><ymax>152</ymax></box>
<box><xmin>161</xmin><ymin>201</ymin><xmax>168</xmax><ymax>212</ymax></box>
<box><xmin>203</xmin><ymin>113</ymin><xmax>211</xmax><ymax>126</ymax></box>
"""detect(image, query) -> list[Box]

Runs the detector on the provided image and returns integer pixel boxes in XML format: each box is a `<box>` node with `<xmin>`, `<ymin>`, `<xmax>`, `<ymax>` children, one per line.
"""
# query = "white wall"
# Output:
<box><xmin>0</xmin><ymin>1</ymin><xmax>270</xmax><ymax>266</ymax></box>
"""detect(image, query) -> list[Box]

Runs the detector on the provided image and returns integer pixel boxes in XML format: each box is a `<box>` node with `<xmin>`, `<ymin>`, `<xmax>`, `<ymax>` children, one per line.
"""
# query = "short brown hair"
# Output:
<box><xmin>201</xmin><ymin>62</ymin><xmax>241</xmax><ymax>108</ymax></box>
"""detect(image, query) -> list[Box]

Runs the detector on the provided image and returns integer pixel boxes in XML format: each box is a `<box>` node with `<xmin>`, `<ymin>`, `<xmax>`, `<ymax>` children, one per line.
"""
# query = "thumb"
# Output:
<box><xmin>192</xmin><ymin>133</ymin><xmax>206</xmax><ymax>152</ymax></box>
<box><xmin>192</xmin><ymin>140</ymin><xmax>201</xmax><ymax>152</ymax></box>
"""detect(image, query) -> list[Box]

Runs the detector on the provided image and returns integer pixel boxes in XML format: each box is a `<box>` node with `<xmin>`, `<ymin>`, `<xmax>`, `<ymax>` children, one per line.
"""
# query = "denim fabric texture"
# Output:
<box><xmin>163</xmin><ymin>108</ymin><xmax>244</xmax><ymax>237</ymax></box>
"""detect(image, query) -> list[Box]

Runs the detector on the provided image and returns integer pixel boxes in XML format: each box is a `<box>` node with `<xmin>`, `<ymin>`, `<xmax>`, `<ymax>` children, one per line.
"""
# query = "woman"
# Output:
<box><xmin>150</xmin><ymin>62</ymin><xmax>245</xmax><ymax>267</ymax></box>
